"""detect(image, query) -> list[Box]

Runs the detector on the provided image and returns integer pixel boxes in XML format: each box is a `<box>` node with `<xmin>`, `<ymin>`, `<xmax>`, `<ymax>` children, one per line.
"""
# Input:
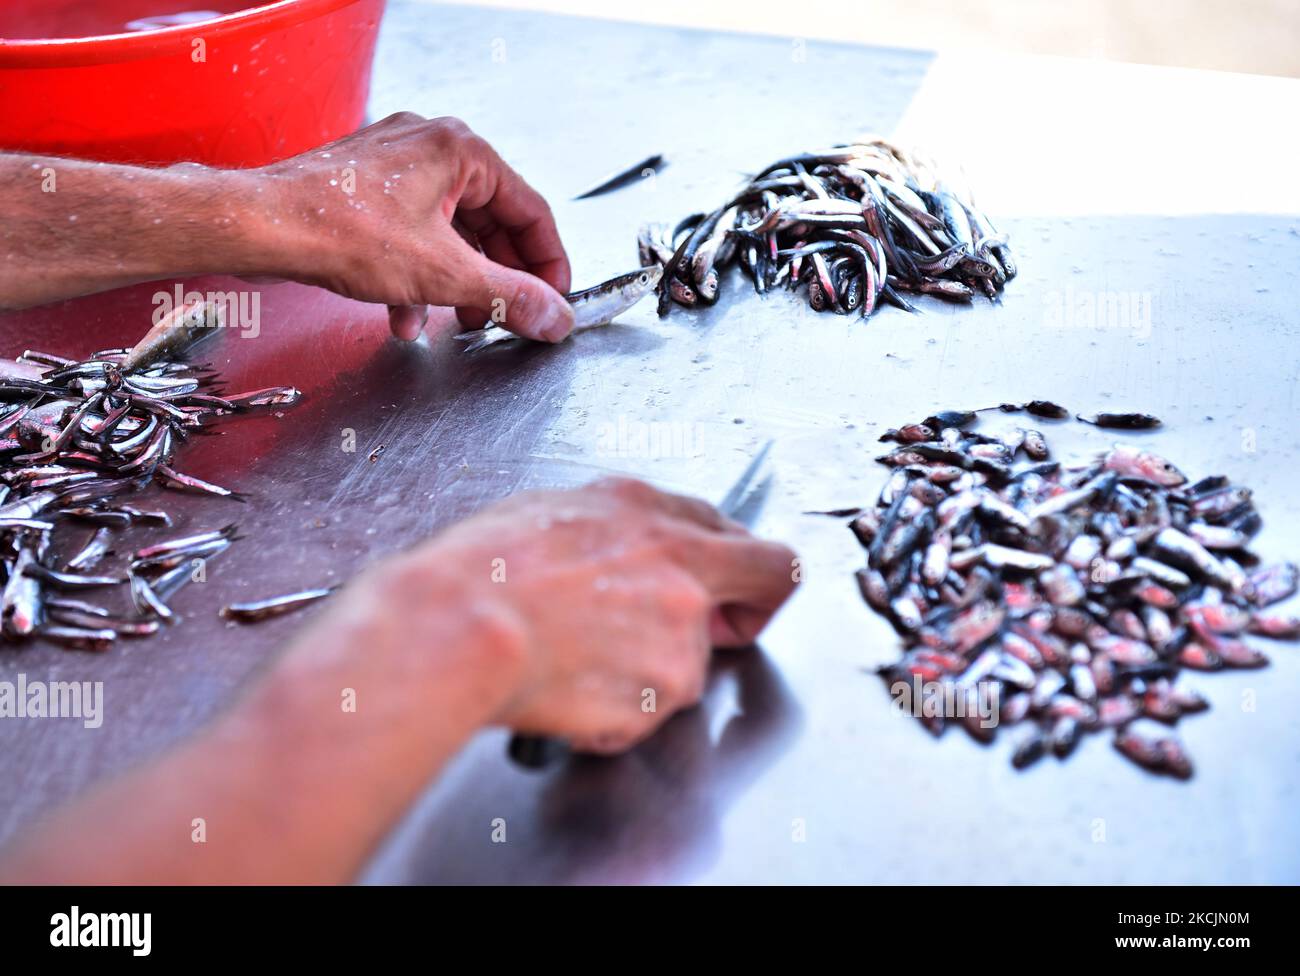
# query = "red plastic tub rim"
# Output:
<box><xmin>0</xmin><ymin>0</ymin><xmax>368</xmax><ymax>67</ymax></box>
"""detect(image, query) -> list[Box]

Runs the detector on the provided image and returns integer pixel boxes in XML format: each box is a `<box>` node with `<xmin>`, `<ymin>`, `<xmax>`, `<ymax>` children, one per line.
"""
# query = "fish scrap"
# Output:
<box><xmin>644</xmin><ymin>137</ymin><xmax>1016</xmax><ymax>318</ymax></box>
<box><xmin>840</xmin><ymin>405</ymin><xmax>1294</xmax><ymax>778</ymax></box>
<box><xmin>1</xmin><ymin>302</ymin><xmax>302</xmax><ymax>650</ymax></box>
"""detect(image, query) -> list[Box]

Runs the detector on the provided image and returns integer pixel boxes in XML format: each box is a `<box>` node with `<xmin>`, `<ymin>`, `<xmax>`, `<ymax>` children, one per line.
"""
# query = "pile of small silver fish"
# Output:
<box><xmin>0</xmin><ymin>301</ymin><xmax>303</xmax><ymax>650</ymax></box>
<box><xmin>845</xmin><ymin>404</ymin><xmax>1297</xmax><ymax>778</ymax></box>
<box><xmin>642</xmin><ymin>138</ymin><xmax>1015</xmax><ymax>318</ymax></box>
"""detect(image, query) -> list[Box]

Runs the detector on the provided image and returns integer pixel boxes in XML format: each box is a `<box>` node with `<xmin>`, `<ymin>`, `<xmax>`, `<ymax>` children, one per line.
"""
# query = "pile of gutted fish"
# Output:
<box><xmin>643</xmin><ymin>138</ymin><xmax>1014</xmax><ymax>318</ymax></box>
<box><xmin>0</xmin><ymin>301</ymin><xmax>302</xmax><ymax>650</ymax></box>
<box><xmin>847</xmin><ymin>403</ymin><xmax>1296</xmax><ymax>778</ymax></box>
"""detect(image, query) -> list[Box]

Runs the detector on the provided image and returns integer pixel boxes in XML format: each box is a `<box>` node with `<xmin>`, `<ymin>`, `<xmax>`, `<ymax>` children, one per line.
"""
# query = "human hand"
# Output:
<box><xmin>366</xmin><ymin>479</ymin><xmax>799</xmax><ymax>754</ymax></box>
<box><xmin>264</xmin><ymin>112</ymin><xmax>573</xmax><ymax>342</ymax></box>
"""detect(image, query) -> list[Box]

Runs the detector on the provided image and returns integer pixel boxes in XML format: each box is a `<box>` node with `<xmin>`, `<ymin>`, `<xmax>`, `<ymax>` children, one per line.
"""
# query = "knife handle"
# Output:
<box><xmin>507</xmin><ymin>733</ymin><xmax>568</xmax><ymax>769</ymax></box>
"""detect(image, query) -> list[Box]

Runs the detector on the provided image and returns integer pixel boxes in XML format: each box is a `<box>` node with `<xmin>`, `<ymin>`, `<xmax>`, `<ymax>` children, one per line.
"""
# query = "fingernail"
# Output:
<box><xmin>538</xmin><ymin>298</ymin><xmax>574</xmax><ymax>343</ymax></box>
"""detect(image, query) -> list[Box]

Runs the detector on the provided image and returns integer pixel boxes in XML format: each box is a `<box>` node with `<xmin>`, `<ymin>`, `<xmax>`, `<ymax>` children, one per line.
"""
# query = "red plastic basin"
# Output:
<box><xmin>0</xmin><ymin>0</ymin><xmax>385</xmax><ymax>167</ymax></box>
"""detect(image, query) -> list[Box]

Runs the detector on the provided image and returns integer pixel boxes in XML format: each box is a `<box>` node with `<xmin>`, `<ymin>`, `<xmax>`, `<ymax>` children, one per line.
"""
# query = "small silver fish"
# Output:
<box><xmin>456</xmin><ymin>267</ymin><xmax>663</xmax><ymax>352</ymax></box>
<box><xmin>39</xmin><ymin>624</ymin><xmax>115</xmax><ymax>651</ymax></box>
<box><xmin>220</xmin><ymin>585</ymin><xmax>339</xmax><ymax>623</ymax></box>
<box><xmin>122</xmin><ymin>299</ymin><xmax>224</xmax><ymax>372</ymax></box>
<box><xmin>573</xmin><ymin>153</ymin><xmax>665</xmax><ymax>201</ymax></box>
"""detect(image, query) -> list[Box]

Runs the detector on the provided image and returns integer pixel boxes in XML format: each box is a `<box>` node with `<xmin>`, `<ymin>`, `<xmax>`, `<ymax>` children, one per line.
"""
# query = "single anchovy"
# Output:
<box><xmin>1249</xmin><ymin>562</ymin><xmax>1298</xmax><ymax>606</ymax></box>
<box><xmin>39</xmin><ymin>624</ymin><xmax>116</xmax><ymax>651</ymax></box>
<box><xmin>129</xmin><ymin>572</ymin><xmax>175</xmax><ymax>621</ymax></box>
<box><xmin>0</xmin><ymin>517</ymin><xmax>55</xmax><ymax>532</ymax></box>
<box><xmin>25</xmin><ymin>564</ymin><xmax>126</xmax><ymax>589</ymax></box>
<box><xmin>134</xmin><ymin>525</ymin><xmax>238</xmax><ymax>562</ymax></box>
<box><xmin>0</xmin><ymin>490</ymin><xmax>60</xmax><ymax>521</ymax></box>
<box><xmin>1</xmin><ymin>543</ymin><xmax>43</xmax><ymax>637</ymax></box>
<box><xmin>1022</xmin><ymin>400</ymin><xmax>1070</xmax><ymax>420</ymax></box>
<box><xmin>457</xmin><ymin>267</ymin><xmax>663</xmax><ymax>352</ymax></box>
<box><xmin>636</xmin><ymin>222</ymin><xmax>675</xmax><ymax>268</ymax></box>
<box><xmin>572</xmin><ymin>153</ymin><xmax>665</xmax><ymax>200</ymax></box>
<box><xmin>150</xmin><ymin>560</ymin><xmax>201</xmax><ymax>602</ymax></box>
<box><xmin>60</xmin><ymin>525</ymin><xmax>112</xmax><ymax>573</ymax></box>
<box><xmin>122</xmin><ymin>374</ymin><xmax>200</xmax><ymax>398</ymax></box>
<box><xmin>221</xmin><ymin>387</ymin><xmax>303</xmax><ymax>410</ymax></box>
<box><xmin>44</xmin><ymin>596</ymin><xmax>113</xmax><ymax>618</ymax></box>
<box><xmin>156</xmin><ymin>464</ymin><xmax>245</xmax><ymax>500</ymax></box>
<box><xmin>1100</xmin><ymin>445</ymin><xmax>1185</xmax><ymax>487</ymax></box>
<box><xmin>1011</xmin><ymin>726</ymin><xmax>1047</xmax><ymax>769</ymax></box>
<box><xmin>133</xmin><ymin>537</ymin><xmax>232</xmax><ymax>571</ymax></box>
<box><xmin>220</xmin><ymin>585</ymin><xmax>339</xmax><ymax>623</ymax></box>
<box><xmin>1078</xmin><ymin>412</ymin><xmax>1162</xmax><ymax>430</ymax></box>
<box><xmin>47</xmin><ymin>606</ymin><xmax>159</xmax><ymax>637</ymax></box>
<box><xmin>0</xmin><ymin>397</ymin><xmax>41</xmax><ymax>437</ymax></box>
<box><xmin>58</xmin><ymin>507</ymin><xmax>133</xmax><ymax>528</ymax></box>
<box><xmin>17</xmin><ymin>351</ymin><xmax>74</xmax><ymax>369</ymax></box>
<box><xmin>109</xmin><ymin>504</ymin><xmax>173</xmax><ymax>526</ymax></box>
<box><xmin>1152</xmin><ymin>528</ymin><xmax>1238</xmax><ymax>592</ymax></box>
<box><xmin>122</xmin><ymin>299</ymin><xmax>224</xmax><ymax>371</ymax></box>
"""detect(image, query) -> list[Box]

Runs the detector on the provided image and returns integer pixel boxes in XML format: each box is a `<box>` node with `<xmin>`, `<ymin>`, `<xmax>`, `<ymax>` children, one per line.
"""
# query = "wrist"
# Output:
<box><xmin>258</xmin><ymin>549</ymin><xmax>532</xmax><ymax>738</ymax></box>
<box><xmin>185</xmin><ymin>561</ymin><xmax>528</xmax><ymax>882</ymax></box>
<box><xmin>144</xmin><ymin>161</ymin><xmax>321</xmax><ymax>282</ymax></box>
<box><xmin>215</xmin><ymin>557</ymin><xmax>529</xmax><ymax>832</ymax></box>
<box><xmin>192</xmin><ymin>163</ymin><xmax>306</xmax><ymax>280</ymax></box>
<box><xmin>111</xmin><ymin>162</ymin><xmax>275</xmax><ymax>280</ymax></box>
<box><xmin>367</xmin><ymin>549</ymin><xmax>532</xmax><ymax>724</ymax></box>
<box><xmin>246</xmin><ymin>157</ymin><xmax>350</xmax><ymax>286</ymax></box>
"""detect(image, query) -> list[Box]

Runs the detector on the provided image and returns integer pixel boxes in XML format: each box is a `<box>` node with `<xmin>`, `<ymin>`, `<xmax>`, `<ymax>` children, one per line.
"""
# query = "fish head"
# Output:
<box><xmin>959</xmin><ymin>255</ymin><xmax>999</xmax><ymax>278</ymax></box>
<box><xmin>1132</xmin><ymin>448</ymin><xmax>1186</xmax><ymax>487</ymax></box>
<box><xmin>617</xmin><ymin>265</ymin><xmax>662</xmax><ymax>301</ymax></box>
<box><xmin>667</xmin><ymin>275</ymin><xmax>697</xmax><ymax>306</ymax></box>
<box><xmin>696</xmin><ymin>270</ymin><xmax>719</xmax><ymax>302</ymax></box>
<box><xmin>1102</xmin><ymin>444</ymin><xmax>1186</xmax><ymax>487</ymax></box>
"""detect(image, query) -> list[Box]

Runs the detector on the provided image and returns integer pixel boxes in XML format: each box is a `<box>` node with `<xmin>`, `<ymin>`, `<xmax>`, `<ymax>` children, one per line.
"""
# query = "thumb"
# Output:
<box><xmin>387</xmin><ymin>304</ymin><xmax>429</xmax><ymax>341</ymax></box>
<box><xmin>451</xmin><ymin>246</ymin><xmax>574</xmax><ymax>343</ymax></box>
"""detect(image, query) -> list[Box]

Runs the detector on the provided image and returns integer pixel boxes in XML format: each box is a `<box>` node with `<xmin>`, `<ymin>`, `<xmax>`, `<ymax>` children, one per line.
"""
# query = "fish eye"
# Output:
<box><xmin>639</xmin><ymin>272</ymin><xmax>650</xmax><ymax>285</ymax></box>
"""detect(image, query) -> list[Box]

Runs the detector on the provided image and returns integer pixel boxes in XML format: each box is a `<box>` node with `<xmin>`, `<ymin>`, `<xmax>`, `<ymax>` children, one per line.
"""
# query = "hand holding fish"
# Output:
<box><xmin>0</xmin><ymin>113</ymin><xmax>574</xmax><ymax>344</ymax></box>
<box><xmin>266</xmin><ymin>112</ymin><xmax>575</xmax><ymax>343</ymax></box>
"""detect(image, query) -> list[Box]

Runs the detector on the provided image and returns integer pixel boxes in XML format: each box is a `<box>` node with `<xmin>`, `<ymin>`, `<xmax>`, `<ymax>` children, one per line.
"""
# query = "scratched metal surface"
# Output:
<box><xmin>3</xmin><ymin>2</ymin><xmax>1300</xmax><ymax>884</ymax></box>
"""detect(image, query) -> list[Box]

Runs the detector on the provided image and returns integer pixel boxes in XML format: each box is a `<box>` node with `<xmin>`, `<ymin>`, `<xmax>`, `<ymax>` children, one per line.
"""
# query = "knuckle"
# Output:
<box><xmin>464</xmin><ymin>133</ymin><xmax>493</xmax><ymax>161</ymax></box>
<box><xmin>596</xmin><ymin>476</ymin><xmax>657</xmax><ymax>507</ymax></box>
<box><xmin>428</xmin><ymin>116</ymin><xmax>473</xmax><ymax>145</ymax></box>
<box><xmin>653</xmin><ymin>657</ymin><xmax>704</xmax><ymax>705</ymax></box>
<box><xmin>660</xmin><ymin>575</ymin><xmax>708</xmax><ymax>617</ymax></box>
<box><xmin>386</xmin><ymin>110</ymin><xmax>425</xmax><ymax>126</ymax></box>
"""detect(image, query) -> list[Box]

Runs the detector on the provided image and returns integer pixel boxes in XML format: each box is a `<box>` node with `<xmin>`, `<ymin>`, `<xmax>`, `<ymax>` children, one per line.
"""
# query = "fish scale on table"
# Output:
<box><xmin>834</xmin><ymin>401</ymin><xmax>1298</xmax><ymax>779</ymax></box>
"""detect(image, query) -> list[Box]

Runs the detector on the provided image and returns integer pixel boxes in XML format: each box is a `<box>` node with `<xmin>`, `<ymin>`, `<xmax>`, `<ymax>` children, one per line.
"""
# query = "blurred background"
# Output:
<box><xmin>444</xmin><ymin>0</ymin><xmax>1300</xmax><ymax>77</ymax></box>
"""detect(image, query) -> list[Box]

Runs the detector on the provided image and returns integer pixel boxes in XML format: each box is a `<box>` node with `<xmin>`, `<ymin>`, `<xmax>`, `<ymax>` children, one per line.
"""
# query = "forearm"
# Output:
<box><xmin>0</xmin><ymin>566</ymin><xmax>526</xmax><ymax>884</ymax></box>
<box><xmin>0</xmin><ymin>153</ymin><xmax>307</xmax><ymax>310</ymax></box>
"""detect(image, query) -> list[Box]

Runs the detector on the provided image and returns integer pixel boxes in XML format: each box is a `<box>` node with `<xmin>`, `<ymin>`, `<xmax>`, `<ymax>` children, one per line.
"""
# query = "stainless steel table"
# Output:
<box><xmin>2</xmin><ymin>1</ymin><xmax>1298</xmax><ymax>884</ymax></box>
